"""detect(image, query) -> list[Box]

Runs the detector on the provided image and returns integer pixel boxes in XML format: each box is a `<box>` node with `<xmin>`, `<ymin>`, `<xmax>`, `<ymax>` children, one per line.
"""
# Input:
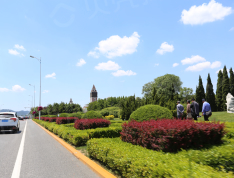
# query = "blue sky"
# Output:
<box><xmin>0</xmin><ymin>0</ymin><xmax>233</xmax><ymax>111</ymax></box>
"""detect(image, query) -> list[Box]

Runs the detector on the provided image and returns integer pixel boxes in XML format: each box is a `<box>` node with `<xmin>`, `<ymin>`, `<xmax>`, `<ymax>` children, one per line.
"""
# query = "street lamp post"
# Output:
<box><xmin>29</xmin><ymin>95</ymin><xmax>33</xmax><ymax>108</ymax></box>
<box><xmin>30</xmin><ymin>56</ymin><xmax>41</xmax><ymax>120</ymax></box>
<box><xmin>29</xmin><ymin>84</ymin><xmax>35</xmax><ymax>118</ymax></box>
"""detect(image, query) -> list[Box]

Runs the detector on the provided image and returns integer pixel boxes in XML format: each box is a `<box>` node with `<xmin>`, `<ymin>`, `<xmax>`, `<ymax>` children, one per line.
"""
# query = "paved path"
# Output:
<box><xmin>0</xmin><ymin>119</ymin><xmax>99</xmax><ymax>178</ymax></box>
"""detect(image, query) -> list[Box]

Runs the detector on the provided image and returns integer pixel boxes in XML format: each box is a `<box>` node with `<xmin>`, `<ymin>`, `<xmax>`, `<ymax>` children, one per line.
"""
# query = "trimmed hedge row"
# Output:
<box><xmin>121</xmin><ymin>119</ymin><xmax>226</xmax><ymax>152</ymax></box>
<box><xmin>74</xmin><ymin>119</ymin><xmax>110</xmax><ymax>130</ymax></box>
<box><xmin>33</xmin><ymin>119</ymin><xmax>122</xmax><ymax>146</ymax></box>
<box><xmin>177</xmin><ymin>139</ymin><xmax>234</xmax><ymax>173</ymax></box>
<box><xmin>87</xmin><ymin>138</ymin><xmax>234</xmax><ymax>178</ymax></box>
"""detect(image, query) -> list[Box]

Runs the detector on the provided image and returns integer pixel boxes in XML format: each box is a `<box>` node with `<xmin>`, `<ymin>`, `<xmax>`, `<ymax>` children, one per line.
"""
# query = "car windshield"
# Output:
<box><xmin>0</xmin><ymin>114</ymin><xmax>14</xmax><ymax>118</ymax></box>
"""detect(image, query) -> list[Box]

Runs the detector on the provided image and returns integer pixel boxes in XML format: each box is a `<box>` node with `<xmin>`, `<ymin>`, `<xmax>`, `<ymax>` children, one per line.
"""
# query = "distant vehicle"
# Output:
<box><xmin>18</xmin><ymin>116</ymin><xmax>24</xmax><ymax>120</ymax></box>
<box><xmin>0</xmin><ymin>112</ymin><xmax>20</xmax><ymax>133</ymax></box>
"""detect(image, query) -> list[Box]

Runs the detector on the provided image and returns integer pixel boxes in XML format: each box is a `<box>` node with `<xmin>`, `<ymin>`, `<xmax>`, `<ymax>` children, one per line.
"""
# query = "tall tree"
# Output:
<box><xmin>47</xmin><ymin>104</ymin><xmax>53</xmax><ymax>115</ymax></box>
<box><xmin>230</xmin><ymin>68</ymin><xmax>234</xmax><ymax>96</ymax></box>
<box><xmin>52</xmin><ymin>103</ymin><xmax>59</xmax><ymax>115</ymax></box>
<box><xmin>179</xmin><ymin>87</ymin><xmax>193</xmax><ymax>103</ymax></box>
<box><xmin>205</xmin><ymin>74</ymin><xmax>217</xmax><ymax>111</ymax></box>
<box><xmin>222</xmin><ymin>66</ymin><xmax>230</xmax><ymax>111</ymax></box>
<box><xmin>142</xmin><ymin>74</ymin><xmax>182</xmax><ymax>100</ymax></box>
<box><xmin>196</xmin><ymin>76</ymin><xmax>205</xmax><ymax>111</ymax></box>
<box><xmin>216</xmin><ymin>70</ymin><xmax>223</xmax><ymax>111</ymax></box>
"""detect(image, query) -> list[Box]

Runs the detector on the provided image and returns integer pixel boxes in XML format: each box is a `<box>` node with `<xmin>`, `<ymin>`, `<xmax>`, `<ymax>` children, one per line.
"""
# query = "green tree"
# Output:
<box><xmin>142</xmin><ymin>74</ymin><xmax>182</xmax><ymax>100</ymax></box>
<box><xmin>205</xmin><ymin>74</ymin><xmax>217</xmax><ymax>111</ymax></box>
<box><xmin>65</xmin><ymin>103</ymin><xmax>73</xmax><ymax>113</ymax></box>
<box><xmin>47</xmin><ymin>104</ymin><xmax>53</xmax><ymax>115</ymax></box>
<box><xmin>73</xmin><ymin>104</ymin><xmax>82</xmax><ymax>112</ymax></box>
<box><xmin>216</xmin><ymin>70</ymin><xmax>223</xmax><ymax>111</ymax></box>
<box><xmin>222</xmin><ymin>66</ymin><xmax>230</xmax><ymax>111</ymax></box>
<box><xmin>196</xmin><ymin>76</ymin><xmax>205</xmax><ymax>111</ymax></box>
<box><xmin>59</xmin><ymin>102</ymin><xmax>66</xmax><ymax>113</ymax></box>
<box><xmin>124</xmin><ymin>99</ymin><xmax>132</xmax><ymax>120</ymax></box>
<box><xmin>179</xmin><ymin>87</ymin><xmax>193</xmax><ymax>103</ymax></box>
<box><xmin>52</xmin><ymin>103</ymin><xmax>59</xmax><ymax>115</ymax></box>
<box><xmin>230</xmin><ymin>68</ymin><xmax>234</xmax><ymax>96</ymax></box>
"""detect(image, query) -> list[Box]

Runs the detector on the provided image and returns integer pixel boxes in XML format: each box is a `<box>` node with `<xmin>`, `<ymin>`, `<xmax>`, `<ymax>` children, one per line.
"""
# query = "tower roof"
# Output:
<box><xmin>91</xmin><ymin>85</ymin><xmax>97</xmax><ymax>92</ymax></box>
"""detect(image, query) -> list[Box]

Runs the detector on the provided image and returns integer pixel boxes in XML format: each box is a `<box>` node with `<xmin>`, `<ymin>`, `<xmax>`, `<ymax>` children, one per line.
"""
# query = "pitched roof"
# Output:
<box><xmin>91</xmin><ymin>85</ymin><xmax>97</xmax><ymax>92</ymax></box>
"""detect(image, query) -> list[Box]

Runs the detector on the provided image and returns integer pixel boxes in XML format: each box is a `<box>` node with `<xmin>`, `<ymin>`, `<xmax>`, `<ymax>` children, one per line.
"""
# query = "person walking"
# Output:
<box><xmin>202</xmin><ymin>99</ymin><xmax>212</xmax><ymax>121</ymax></box>
<box><xmin>186</xmin><ymin>100</ymin><xmax>192</xmax><ymax>120</ymax></box>
<box><xmin>177</xmin><ymin>101</ymin><xmax>184</xmax><ymax>119</ymax></box>
<box><xmin>190</xmin><ymin>98</ymin><xmax>199</xmax><ymax>121</ymax></box>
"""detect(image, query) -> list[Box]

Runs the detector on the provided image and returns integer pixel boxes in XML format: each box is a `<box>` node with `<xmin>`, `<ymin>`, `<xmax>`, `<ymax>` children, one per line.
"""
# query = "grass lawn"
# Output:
<box><xmin>197</xmin><ymin>111</ymin><xmax>234</xmax><ymax>122</ymax></box>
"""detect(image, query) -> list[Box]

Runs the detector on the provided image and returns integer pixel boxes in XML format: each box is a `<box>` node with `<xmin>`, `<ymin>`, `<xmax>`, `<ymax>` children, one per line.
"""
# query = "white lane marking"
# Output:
<box><xmin>11</xmin><ymin>120</ymin><xmax>27</xmax><ymax>178</ymax></box>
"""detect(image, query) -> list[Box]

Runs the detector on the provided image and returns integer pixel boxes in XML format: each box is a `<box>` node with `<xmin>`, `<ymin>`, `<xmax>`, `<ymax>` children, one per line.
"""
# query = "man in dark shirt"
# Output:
<box><xmin>190</xmin><ymin>98</ymin><xmax>199</xmax><ymax>121</ymax></box>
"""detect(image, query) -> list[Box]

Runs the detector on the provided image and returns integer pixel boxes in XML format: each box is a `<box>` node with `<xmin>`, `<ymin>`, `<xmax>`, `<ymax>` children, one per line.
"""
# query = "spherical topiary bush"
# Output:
<box><xmin>82</xmin><ymin>110</ymin><xmax>102</xmax><ymax>119</ymax></box>
<box><xmin>130</xmin><ymin>105</ymin><xmax>173</xmax><ymax>121</ymax></box>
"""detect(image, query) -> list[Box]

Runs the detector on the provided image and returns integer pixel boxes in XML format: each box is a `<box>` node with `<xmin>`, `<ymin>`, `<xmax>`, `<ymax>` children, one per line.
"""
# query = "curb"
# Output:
<box><xmin>33</xmin><ymin>120</ymin><xmax>117</xmax><ymax>178</ymax></box>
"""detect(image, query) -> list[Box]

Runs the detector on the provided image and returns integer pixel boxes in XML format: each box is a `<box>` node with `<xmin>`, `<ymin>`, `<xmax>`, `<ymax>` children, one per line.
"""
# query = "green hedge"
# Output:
<box><xmin>82</xmin><ymin>110</ymin><xmax>102</xmax><ymax>119</ymax></box>
<box><xmin>33</xmin><ymin>119</ymin><xmax>121</xmax><ymax>146</ymax></box>
<box><xmin>130</xmin><ymin>105</ymin><xmax>173</xmax><ymax>121</ymax></box>
<box><xmin>58</xmin><ymin>113</ymin><xmax>69</xmax><ymax>117</ymax></box>
<box><xmin>177</xmin><ymin>139</ymin><xmax>234</xmax><ymax>173</ymax></box>
<box><xmin>99</xmin><ymin>107</ymin><xmax>120</xmax><ymax>118</ymax></box>
<box><xmin>67</xmin><ymin>113</ymin><xmax>82</xmax><ymax>118</ymax></box>
<box><xmin>87</xmin><ymin>138</ymin><xmax>234</xmax><ymax>178</ymax></box>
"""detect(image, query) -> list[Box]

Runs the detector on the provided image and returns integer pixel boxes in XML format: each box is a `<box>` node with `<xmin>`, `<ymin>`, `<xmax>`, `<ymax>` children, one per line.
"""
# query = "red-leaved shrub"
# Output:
<box><xmin>43</xmin><ymin>117</ymin><xmax>50</xmax><ymax>121</ymax></box>
<box><xmin>120</xmin><ymin>119</ymin><xmax>226</xmax><ymax>152</ymax></box>
<box><xmin>74</xmin><ymin>118</ymin><xmax>110</xmax><ymax>130</ymax></box>
<box><xmin>49</xmin><ymin>117</ymin><xmax>57</xmax><ymax>122</ymax></box>
<box><xmin>56</xmin><ymin>117</ymin><xmax>78</xmax><ymax>124</ymax></box>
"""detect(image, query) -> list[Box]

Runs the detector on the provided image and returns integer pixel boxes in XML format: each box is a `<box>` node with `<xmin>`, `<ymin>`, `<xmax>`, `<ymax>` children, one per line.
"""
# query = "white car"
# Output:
<box><xmin>0</xmin><ymin>112</ymin><xmax>20</xmax><ymax>133</ymax></box>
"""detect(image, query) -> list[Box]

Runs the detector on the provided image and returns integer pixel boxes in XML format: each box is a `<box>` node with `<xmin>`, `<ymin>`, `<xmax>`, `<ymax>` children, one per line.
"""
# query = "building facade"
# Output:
<box><xmin>90</xmin><ymin>85</ymin><xmax>98</xmax><ymax>102</ymax></box>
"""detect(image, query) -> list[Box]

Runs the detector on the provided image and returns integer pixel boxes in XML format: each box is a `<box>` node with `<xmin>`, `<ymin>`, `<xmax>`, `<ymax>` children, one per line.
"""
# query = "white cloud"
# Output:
<box><xmin>43</xmin><ymin>90</ymin><xmax>49</xmax><ymax>93</ymax></box>
<box><xmin>87</xmin><ymin>51</ymin><xmax>100</xmax><ymax>58</ymax></box>
<box><xmin>9</xmin><ymin>49</ymin><xmax>20</xmax><ymax>56</ymax></box>
<box><xmin>95</xmin><ymin>61</ymin><xmax>121</xmax><ymax>71</ymax></box>
<box><xmin>112</xmin><ymin>70</ymin><xmax>136</xmax><ymax>77</ymax></box>
<box><xmin>173</xmin><ymin>63</ymin><xmax>179</xmax><ymax>67</ymax></box>
<box><xmin>186</xmin><ymin>61</ymin><xmax>221</xmax><ymax>71</ymax></box>
<box><xmin>12</xmin><ymin>85</ymin><xmax>25</xmax><ymax>92</ymax></box>
<box><xmin>181</xmin><ymin>0</ymin><xmax>232</xmax><ymax>25</ymax></box>
<box><xmin>229</xmin><ymin>27</ymin><xmax>234</xmax><ymax>31</ymax></box>
<box><xmin>155</xmin><ymin>63</ymin><xmax>159</xmax><ymax>66</ymax></box>
<box><xmin>45</xmin><ymin>72</ymin><xmax>56</xmax><ymax>79</ymax></box>
<box><xmin>0</xmin><ymin>88</ymin><xmax>9</xmax><ymax>92</ymax></box>
<box><xmin>210</xmin><ymin>61</ymin><xmax>222</xmax><ymax>69</ymax></box>
<box><xmin>76</xmin><ymin>59</ymin><xmax>86</xmax><ymax>67</ymax></box>
<box><xmin>181</xmin><ymin>55</ymin><xmax>206</xmax><ymax>65</ymax></box>
<box><xmin>88</xmin><ymin>32</ymin><xmax>140</xmax><ymax>58</ymax></box>
<box><xmin>156</xmin><ymin>42</ymin><xmax>174</xmax><ymax>55</ymax></box>
<box><xmin>14</xmin><ymin>44</ymin><xmax>26</xmax><ymax>51</ymax></box>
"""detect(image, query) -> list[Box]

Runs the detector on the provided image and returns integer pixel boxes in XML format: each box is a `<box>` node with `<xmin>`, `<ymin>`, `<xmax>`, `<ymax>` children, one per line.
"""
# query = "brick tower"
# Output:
<box><xmin>90</xmin><ymin>85</ymin><xmax>98</xmax><ymax>102</ymax></box>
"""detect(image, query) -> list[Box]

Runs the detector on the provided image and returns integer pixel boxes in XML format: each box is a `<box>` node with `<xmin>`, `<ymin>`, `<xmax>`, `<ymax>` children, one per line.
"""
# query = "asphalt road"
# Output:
<box><xmin>0</xmin><ymin>119</ymin><xmax>99</xmax><ymax>178</ymax></box>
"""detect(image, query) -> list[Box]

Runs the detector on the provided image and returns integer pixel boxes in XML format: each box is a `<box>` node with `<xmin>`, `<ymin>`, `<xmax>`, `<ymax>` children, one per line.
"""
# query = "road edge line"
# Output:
<box><xmin>33</xmin><ymin>120</ymin><xmax>117</xmax><ymax>178</ymax></box>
